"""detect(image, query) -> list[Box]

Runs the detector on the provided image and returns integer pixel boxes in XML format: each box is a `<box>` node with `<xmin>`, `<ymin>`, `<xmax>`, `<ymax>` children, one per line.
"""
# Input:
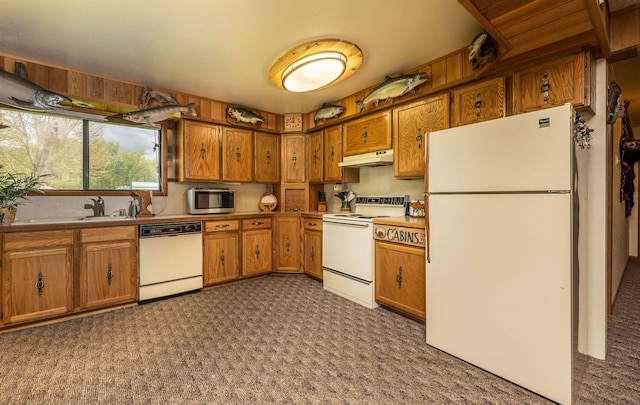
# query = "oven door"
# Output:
<box><xmin>322</xmin><ymin>218</ymin><xmax>374</xmax><ymax>282</ymax></box>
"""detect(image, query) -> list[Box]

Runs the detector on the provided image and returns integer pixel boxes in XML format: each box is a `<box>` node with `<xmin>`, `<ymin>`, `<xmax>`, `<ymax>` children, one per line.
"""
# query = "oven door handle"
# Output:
<box><xmin>322</xmin><ymin>221</ymin><xmax>370</xmax><ymax>228</ymax></box>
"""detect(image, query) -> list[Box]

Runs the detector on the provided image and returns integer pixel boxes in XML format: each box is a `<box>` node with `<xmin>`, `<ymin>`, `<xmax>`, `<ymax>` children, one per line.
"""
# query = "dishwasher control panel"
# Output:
<box><xmin>139</xmin><ymin>221</ymin><xmax>202</xmax><ymax>238</ymax></box>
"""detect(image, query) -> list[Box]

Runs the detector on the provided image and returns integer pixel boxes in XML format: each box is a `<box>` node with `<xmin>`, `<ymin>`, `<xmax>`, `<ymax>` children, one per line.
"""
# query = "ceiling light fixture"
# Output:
<box><xmin>269</xmin><ymin>39</ymin><xmax>363</xmax><ymax>93</ymax></box>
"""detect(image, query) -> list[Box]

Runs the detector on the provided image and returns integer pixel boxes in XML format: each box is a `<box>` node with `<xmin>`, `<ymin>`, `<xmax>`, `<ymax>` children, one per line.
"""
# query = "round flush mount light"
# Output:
<box><xmin>268</xmin><ymin>39</ymin><xmax>363</xmax><ymax>92</ymax></box>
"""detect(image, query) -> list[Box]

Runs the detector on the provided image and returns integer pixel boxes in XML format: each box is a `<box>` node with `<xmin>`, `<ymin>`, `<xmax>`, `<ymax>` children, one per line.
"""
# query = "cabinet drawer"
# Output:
<box><xmin>205</xmin><ymin>219</ymin><xmax>239</xmax><ymax>233</ymax></box>
<box><xmin>80</xmin><ymin>226</ymin><xmax>136</xmax><ymax>243</ymax></box>
<box><xmin>302</xmin><ymin>217</ymin><xmax>323</xmax><ymax>231</ymax></box>
<box><xmin>3</xmin><ymin>230</ymin><xmax>74</xmax><ymax>251</ymax></box>
<box><xmin>242</xmin><ymin>218</ymin><xmax>272</xmax><ymax>230</ymax></box>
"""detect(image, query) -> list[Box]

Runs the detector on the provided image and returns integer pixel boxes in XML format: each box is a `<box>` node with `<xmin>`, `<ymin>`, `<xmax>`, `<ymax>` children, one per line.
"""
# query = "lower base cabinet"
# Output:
<box><xmin>79</xmin><ymin>226</ymin><xmax>138</xmax><ymax>310</ymax></box>
<box><xmin>302</xmin><ymin>216</ymin><xmax>323</xmax><ymax>280</ymax></box>
<box><xmin>204</xmin><ymin>219</ymin><xmax>240</xmax><ymax>285</ymax></box>
<box><xmin>242</xmin><ymin>218</ymin><xmax>272</xmax><ymax>276</ymax></box>
<box><xmin>375</xmin><ymin>240</ymin><xmax>425</xmax><ymax>322</ymax></box>
<box><xmin>2</xmin><ymin>231</ymin><xmax>74</xmax><ymax>325</ymax></box>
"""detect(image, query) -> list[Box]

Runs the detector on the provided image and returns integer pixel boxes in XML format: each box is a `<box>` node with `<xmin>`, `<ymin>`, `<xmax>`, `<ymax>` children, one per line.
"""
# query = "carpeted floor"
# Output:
<box><xmin>0</xmin><ymin>259</ymin><xmax>639</xmax><ymax>404</ymax></box>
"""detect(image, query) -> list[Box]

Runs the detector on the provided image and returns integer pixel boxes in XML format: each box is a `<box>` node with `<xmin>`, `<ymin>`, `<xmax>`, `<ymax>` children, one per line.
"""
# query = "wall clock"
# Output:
<box><xmin>284</xmin><ymin>113</ymin><xmax>303</xmax><ymax>132</ymax></box>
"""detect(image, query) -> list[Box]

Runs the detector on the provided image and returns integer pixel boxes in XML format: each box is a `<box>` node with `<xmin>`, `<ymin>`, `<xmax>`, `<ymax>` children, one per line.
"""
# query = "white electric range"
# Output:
<box><xmin>322</xmin><ymin>196</ymin><xmax>408</xmax><ymax>308</ymax></box>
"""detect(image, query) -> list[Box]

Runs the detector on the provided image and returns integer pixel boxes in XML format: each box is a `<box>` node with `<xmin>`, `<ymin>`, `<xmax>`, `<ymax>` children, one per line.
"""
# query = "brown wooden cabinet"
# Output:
<box><xmin>512</xmin><ymin>51</ymin><xmax>592</xmax><ymax>114</ymax></box>
<box><xmin>302</xmin><ymin>216</ymin><xmax>323</xmax><ymax>280</ymax></box>
<box><xmin>282</xmin><ymin>135</ymin><xmax>306</xmax><ymax>183</ymax></box>
<box><xmin>274</xmin><ymin>215</ymin><xmax>301</xmax><ymax>273</ymax></box>
<box><xmin>323</xmin><ymin>125</ymin><xmax>359</xmax><ymax>184</ymax></box>
<box><xmin>451</xmin><ymin>76</ymin><xmax>506</xmax><ymax>127</ymax></box>
<box><xmin>178</xmin><ymin>119</ymin><xmax>223</xmax><ymax>181</ymax></box>
<box><xmin>204</xmin><ymin>219</ymin><xmax>240</xmax><ymax>285</ymax></box>
<box><xmin>222</xmin><ymin>127</ymin><xmax>254</xmax><ymax>182</ymax></box>
<box><xmin>254</xmin><ymin>131</ymin><xmax>280</xmax><ymax>183</ymax></box>
<box><xmin>375</xmin><ymin>240</ymin><xmax>425</xmax><ymax>322</ymax></box>
<box><xmin>307</xmin><ymin>130</ymin><xmax>323</xmax><ymax>183</ymax></box>
<box><xmin>2</xmin><ymin>230</ymin><xmax>74</xmax><ymax>325</ymax></box>
<box><xmin>79</xmin><ymin>226</ymin><xmax>137</xmax><ymax>310</ymax></box>
<box><xmin>241</xmin><ymin>218</ymin><xmax>272</xmax><ymax>277</ymax></box>
<box><xmin>343</xmin><ymin>110</ymin><xmax>392</xmax><ymax>156</ymax></box>
<box><xmin>393</xmin><ymin>95</ymin><xmax>450</xmax><ymax>179</ymax></box>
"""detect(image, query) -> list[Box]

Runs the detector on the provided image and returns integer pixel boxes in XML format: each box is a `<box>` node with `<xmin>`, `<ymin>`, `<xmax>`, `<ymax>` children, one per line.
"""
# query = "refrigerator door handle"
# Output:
<box><xmin>424</xmin><ymin>193</ymin><xmax>431</xmax><ymax>263</ymax></box>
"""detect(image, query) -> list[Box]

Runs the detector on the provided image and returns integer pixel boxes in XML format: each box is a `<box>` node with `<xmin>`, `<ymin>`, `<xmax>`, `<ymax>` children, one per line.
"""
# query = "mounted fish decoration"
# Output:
<box><xmin>121</xmin><ymin>103</ymin><xmax>197</xmax><ymax>126</ymax></box>
<box><xmin>227</xmin><ymin>106</ymin><xmax>267</xmax><ymax>125</ymax></box>
<box><xmin>468</xmin><ymin>30</ymin><xmax>497</xmax><ymax>70</ymax></box>
<box><xmin>356</xmin><ymin>73</ymin><xmax>427</xmax><ymax>112</ymax></box>
<box><xmin>0</xmin><ymin>68</ymin><xmax>72</xmax><ymax>111</ymax></box>
<box><xmin>314</xmin><ymin>103</ymin><xmax>344</xmax><ymax>123</ymax></box>
<box><xmin>139</xmin><ymin>87</ymin><xmax>179</xmax><ymax>110</ymax></box>
<box><xmin>606</xmin><ymin>80</ymin><xmax>622</xmax><ymax>125</ymax></box>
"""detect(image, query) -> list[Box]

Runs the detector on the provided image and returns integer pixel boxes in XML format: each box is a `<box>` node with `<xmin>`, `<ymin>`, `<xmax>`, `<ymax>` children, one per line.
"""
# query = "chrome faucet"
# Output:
<box><xmin>84</xmin><ymin>196</ymin><xmax>105</xmax><ymax>217</ymax></box>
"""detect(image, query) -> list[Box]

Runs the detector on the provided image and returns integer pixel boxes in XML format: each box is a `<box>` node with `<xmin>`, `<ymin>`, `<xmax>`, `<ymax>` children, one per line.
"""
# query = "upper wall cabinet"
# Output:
<box><xmin>307</xmin><ymin>130</ymin><xmax>323</xmax><ymax>183</ymax></box>
<box><xmin>254</xmin><ymin>131</ymin><xmax>280</xmax><ymax>183</ymax></box>
<box><xmin>222</xmin><ymin>127</ymin><xmax>254</xmax><ymax>182</ymax></box>
<box><xmin>178</xmin><ymin>119</ymin><xmax>223</xmax><ymax>182</ymax></box>
<box><xmin>282</xmin><ymin>135</ymin><xmax>306</xmax><ymax>183</ymax></box>
<box><xmin>342</xmin><ymin>110</ymin><xmax>392</xmax><ymax>156</ymax></box>
<box><xmin>512</xmin><ymin>51</ymin><xmax>592</xmax><ymax>114</ymax></box>
<box><xmin>451</xmin><ymin>77</ymin><xmax>506</xmax><ymax>127</ymax></box>
<box><xmin>393</xmin><ymin>94</ymin><xmax>450</xmax><ymax>179</ymax></box>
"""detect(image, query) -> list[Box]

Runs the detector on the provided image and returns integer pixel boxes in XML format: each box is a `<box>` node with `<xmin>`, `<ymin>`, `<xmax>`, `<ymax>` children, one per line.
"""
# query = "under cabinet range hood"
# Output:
<box><xmin>338</xmin><ymin>149</ymin><xmax>394</xmax><ymax>167</ymax></box>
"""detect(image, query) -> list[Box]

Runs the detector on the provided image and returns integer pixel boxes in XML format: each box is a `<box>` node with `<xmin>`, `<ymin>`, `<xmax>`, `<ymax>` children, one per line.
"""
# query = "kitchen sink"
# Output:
<box><xmin>14</xmin><ymin>216</ymin><xmax>132</xmax><ymax>225</ymax></box>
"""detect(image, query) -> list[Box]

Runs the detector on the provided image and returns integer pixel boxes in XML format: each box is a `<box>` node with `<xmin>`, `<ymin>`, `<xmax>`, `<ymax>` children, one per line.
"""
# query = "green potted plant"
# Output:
<box><xmin>0</xmin><ymin>165</ymin><xmax>46</xmax><ymax>225</ymax></box>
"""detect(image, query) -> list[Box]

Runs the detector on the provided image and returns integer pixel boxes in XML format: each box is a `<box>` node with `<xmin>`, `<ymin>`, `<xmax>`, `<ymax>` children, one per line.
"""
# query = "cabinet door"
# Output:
<box><xmin>204</xmin><ymin>232</ymin><xmax>239</xmax><ymax>285</ymax></box>
<box><xmin>275</xmin><ymin>216</ymin><xmax>301</xmax><ymax>272</ymax></box>
<box><xmin>375</xmin><ymin>241</ymin><xmax>425</xmax><ymax>322</ymax></box>
<box><xmin>451</xmin><ymin>77</ymin><xmax>505</xmax><ymax>127</ymax></box>
<box><xmin>513</xmin><ymin>51</ymin><xmax>591</xmax><ymax>113</ymax></box>
<box><xmin>80</xmin><ymin>241</ymin><xmax>137</xmax><ymax>310</ymax></box>
<box><xmin>282</xmin><ymin>135</ymin><xmax>306</xmax><ymax>183</ymax></box>
<box><xmin>307</xmin><ymin>130</ymin><xmax>323</xmax><ymax>183</ymax></box>
<box><xmin>343</xmin><ymin>110</ymin><xmax>392</xmax><ymax>156</ymax></box>
<box><xmin>242</xmin><ymin>229</ymin><xmax>272</xmax><ymax>276</ymax></box>
<box><xmin>3</xmin><ymin>247</ymin><xmax>73</xmax><ymax>324</ymax></box>
<box><xmin>303</xmin><ymin>231</ymin><xmax>322</xmax><ymax>280</ymax></box>
<box><xmin>222</xmin><ymin>127</ymin><xmax>254</xmax><ymax>182</ymax></box>
<box><xmin>254</xmin><ymin>131</ymin><xmax>280</xmax><ymax>183</ymax></box>
<box><xmin>182</xmin><ymin>120</ymin><xmax>222</xmax><ymax>181</ymax></box>
<box><xmin>393</xmin><ymin>95</ymin><xmax>450</xmax><ymax>178</ymax></box>
<box><xmin>323</xmin><ymin>125</ymin><xmax>342</xmax><ymax>182</ymax></box>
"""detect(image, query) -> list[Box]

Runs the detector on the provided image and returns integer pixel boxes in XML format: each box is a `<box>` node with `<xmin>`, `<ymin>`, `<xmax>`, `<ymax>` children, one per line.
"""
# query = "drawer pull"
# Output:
<box><xmin>255</xmin><ymin>245</ymin><xmax>261</xmax><ymax>259</ymax></box>
<box><xmin>396</xmin><ymin>266</ymin><xmax>403</xmax><ymax>289</ymax></box>
<box><xmin>285</xmin><ymin>237</ymin><xmax>290</xmax><ymax>252</ymax></box>
<box><xmin>215</xmin><ymin>224</ymin><xmax>230</xmax><ymax>228</ymax></box>
<box><xmin>220</xmin><ymin>249</ymin><xmax>225</xmax><ymax>265</ymax></box>
<box><xmin>308</xmin><ymin>222</ymin><xmax>317</xmax><ymax>226</ymax></box>
<box><xmin>200</xmin><ymin>143</ymin><xmax>206</xmax><ymax>159</ymax></box>
<box><xmin>35</xmin><ymin>272</ymin><xmax>45</xmax><ymax>296</ymax></box>
<box><xmin>251</xmin><ymin>221</ymin><xmax>264</xmax><ymax>226</ymax></box>
<box><xmin>310</xmin><ymin>246</ymin><xmax>315</xmax><ymax>262</ymax></box>
<box><xmin>106</xmin><ymin>263</ymin><xmax>114</xmax><ymax>286</ymax></box>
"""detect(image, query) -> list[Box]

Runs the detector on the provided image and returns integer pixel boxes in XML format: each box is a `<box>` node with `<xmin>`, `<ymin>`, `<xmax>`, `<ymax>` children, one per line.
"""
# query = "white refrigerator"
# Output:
<box><xmin>425</xmin><ymin>104</ymin><xmax>583</xmax><ymax>404</ymax></box>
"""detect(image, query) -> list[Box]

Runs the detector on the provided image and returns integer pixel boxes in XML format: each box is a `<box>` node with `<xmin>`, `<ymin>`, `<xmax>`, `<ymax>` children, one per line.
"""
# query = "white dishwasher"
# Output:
<box><xmin>138</xmin><ymin>221</ymin><xmax>203</xmax><ymax>302</ymax></box>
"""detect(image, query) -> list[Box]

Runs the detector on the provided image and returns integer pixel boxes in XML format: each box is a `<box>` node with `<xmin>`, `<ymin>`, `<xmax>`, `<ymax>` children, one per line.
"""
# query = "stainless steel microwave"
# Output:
<box><xmin>187</xmin><ymin>188</ymin><xmax>235</xmax><ymax>214</ymax></box>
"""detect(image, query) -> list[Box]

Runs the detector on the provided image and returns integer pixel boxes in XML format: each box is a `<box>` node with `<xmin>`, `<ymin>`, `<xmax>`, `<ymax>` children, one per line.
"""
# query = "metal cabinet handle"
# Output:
<box><xmin>35</xmin><ymin>272</ymin><xmax>45</xmax><ymax>296</ymax></box>
<box><xmin>331</xmin><ymin>146</ymin><xmax>335</xmax><ymax>161</ymax></box>
<box><xmin>220</xmin><ymin>249</ymin><xmax>225</xmax><ymax>265</ymax></box>
<box><xmin>292</xmin><ymin>152</ymin><xmax>297</xmax><ymax>166</ymax></box>
<box><xmin>307</xmin><ymin>222</ymin><xmax>317</xmax><ymax>226</ymax></box>
<box><xmin>236</xmin><ymin>147</ymin><xmax>241</xmax><ymax>162</ymax></box>
<box><xmin>251</xmin><ymin>221</ymin><xmax>264</xmax><ymax>226</ymax></box>
<box><xmin>106</xmin><ymin>263</ymin><xmax>114</xmax><ymax>286</ymax></box>
<box><xmin>310</xmin><ymin>246</ymin><xmax>315</xmax><ymax>261</ymax></box>
<box><xmin>396</xmin><ymin>266</ymin><xmax>403</xmax><ymax>289</ymax></box>
<box><xmin>255</xmin><ymin>245</ymin><xmax>261</xmax><ymax>259</ymax></box>
<box><xmin>200</xmin><ymin>144</ymin><xmax>206</xmax><ymax>159</ymax></box>
<box><xmin>313</xmin><ymin>149</ymin><xmax>317</xmax><ymax>164</ymax></box>
<box><xmin>362</xmin><ymin>126</ymin><xmax>367</xmax><ymax>143</ymax></box>
<box><xmin>266</xmin><ymin>150</ymin><xmax>271</xmax><ymax>164</ymax></box>
<box><xmin>285</xmin><ymin>237</ymin><xmax>290</xmax><ymax>252</ymax></box>
<box><xmin>215</xmin><ymin>224</ymin><xmax>230</xmax><ymax>228</ymax></box>
<box><xmin>416</xmin><ymin>128</ymin><xmax>422</xmax><ymax>149</ymax></box>
<box><xmin>474</xmin><ymin>92</ymin><xmax>482</xmax><ymax>118</ymax></box>
<box><xmin>541</xmin><ymin>73</ymin><xmax>550</xmax><ymax>103</ymax></box>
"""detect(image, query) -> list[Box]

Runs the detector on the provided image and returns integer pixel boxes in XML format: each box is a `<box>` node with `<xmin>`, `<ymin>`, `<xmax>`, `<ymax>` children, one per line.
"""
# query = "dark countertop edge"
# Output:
<box><xmin>0</xmin><ymin>210</ymin><xmax>329</xmax><ymax>233</ymax></box>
